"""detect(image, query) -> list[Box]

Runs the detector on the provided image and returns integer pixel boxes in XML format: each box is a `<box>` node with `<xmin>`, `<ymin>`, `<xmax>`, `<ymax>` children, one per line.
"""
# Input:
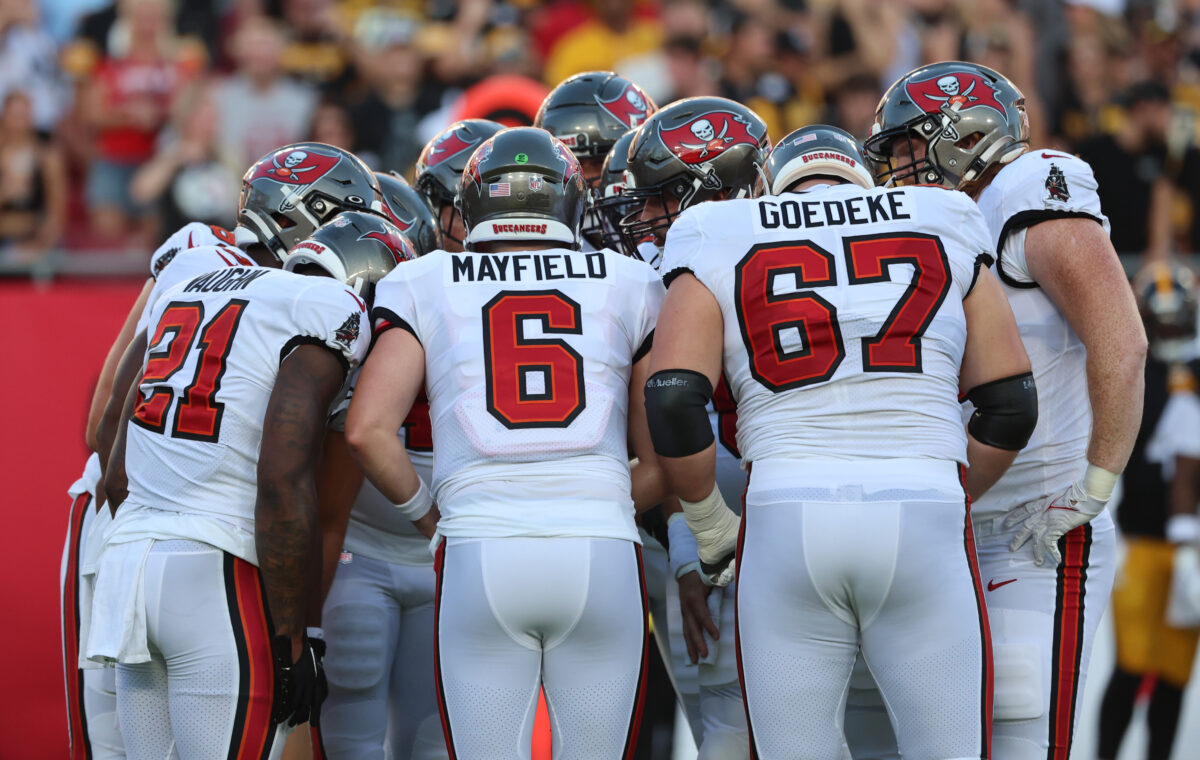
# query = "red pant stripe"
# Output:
<box><xmin>1047</xmin><ymin>524</ymin><xmax>1092</xmax><ymax>760</ymax></box>
<box><xmin>223</xmin><ymin>555</ymin><xmax>276</xmax><ymax>760</ymax></box>
<box><xmin>63</xmin><ymin>492</ymin><xmax>92</xmax><ymax>760</ymax></box>
<box><xmin>432</xmin><ymin>541</ymin><xmax>459</xmax><ymax>760</ymax></box>
<box><xmin>621</xmin><ymin>544</ymin><xmax>650</xmax><ymax>759</ymax></box>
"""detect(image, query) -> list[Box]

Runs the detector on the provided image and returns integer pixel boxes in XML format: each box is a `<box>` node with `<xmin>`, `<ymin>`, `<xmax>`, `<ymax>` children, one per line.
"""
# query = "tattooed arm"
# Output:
<box><xmin>257</xmin><ymin>345</ymin><xmax>347</xmax><ymax>659</ymax></box>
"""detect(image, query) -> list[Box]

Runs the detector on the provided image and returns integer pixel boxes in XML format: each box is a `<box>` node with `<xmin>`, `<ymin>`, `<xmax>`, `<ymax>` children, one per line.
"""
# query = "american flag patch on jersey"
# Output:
<box><xmin>489</xmin><ymin>182</ymin><xmax>511</xmax><ymax>197</ymax></box>
<box><xmin>339</xmin><ymin>551</ymin><xmax>352</xmax><ymax>564</ymax></box>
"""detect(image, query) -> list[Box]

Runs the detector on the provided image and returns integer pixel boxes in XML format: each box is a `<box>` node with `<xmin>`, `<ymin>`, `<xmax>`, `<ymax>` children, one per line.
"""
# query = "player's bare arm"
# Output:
<box><xmin>102</xmin><ymin>363</ymin><xmax>143</xmax><ymax>512</ymax></box>
<box><xmin>96</xmin><ymin>331</ymin><xmax>147</xmax><ymax>481</ymax></box>
<box><xmin>344</xmin><ymin>328</ymin><xmax>435</xmax><ymax>536</ymax></box>
<box><xmin>85</xmin><ymin>279</ymin><xmax>153</xmax><ymax>451</ymax></box>
<box><xmin>316</xmin><ymin>429</ymin><xmax>365</xmax><ymax>601</ymax></box>
<box><xmin>629</xmin><ymin>353</ymin><xmax>669</xmax><ymax>512</ymax></box>
<box><xmin>959</xmin><ymin>266</ymin><xmax>1036</xmax><ymax>498</ymax></box>
<box><xmin>663</xmin><ymin>495</ymin><xmax>721</xmax><ymax>663</ymax></box>
<box><xmin>646</xmin><ymin>273</ymin><xmax>737</xmax><ymax>585</ymax></box>
<box><xmin>256</xmin><ymin>344</ymin><xmax>347</xmax><ymax>659</ymax></box>
<box><xmin>1026</xmin><ymin>217</ymin><xmax>1148</xmax><ymax>473</ymax></box>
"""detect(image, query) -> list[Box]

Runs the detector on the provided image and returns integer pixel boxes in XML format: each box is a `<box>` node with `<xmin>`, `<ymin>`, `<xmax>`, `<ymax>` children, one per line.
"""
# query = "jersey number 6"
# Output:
<box><xmin>132</xmin><ymin>299</ymin><xmax>247</xmax><ymax>442</ymax></box>
<box><xmin>735</xmin><ymin>233</ymin><xmax>951</xmax><ymax>391</ymax></box>
<box><xmin>482</xmin><ymin>290</ymin><xmax>586</xmax><ymax>429</ymax></box>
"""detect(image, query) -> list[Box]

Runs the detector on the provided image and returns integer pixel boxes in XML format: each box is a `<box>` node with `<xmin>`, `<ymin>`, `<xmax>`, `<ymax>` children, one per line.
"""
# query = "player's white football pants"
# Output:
<box><xmin>316</xmin><ymin>552</ymin><xmax>447</xmax><ymax>759</ymax></box>
<box><xmin>62</xmin><ymin>456</ymin><xmax>126</xmax><ymax>760</ymax></box>
<box><xmin>434</xmin><ymin>536</ymin><xmax>648</xmax><ymax>760</ymax></box>
<box><xmin>736</xmin><ymin>459</ymin><xmax>991</xmax><ymax>760</ymax></box>
<box><xmin>115</xmin><ymin>540</ymin><xmax>288</xmax><ymax>759</ymax></box>
<box><xmin>843</xmin><ymin>508</ymin><xmax>1116</xmax><ymax>760</ymax></box>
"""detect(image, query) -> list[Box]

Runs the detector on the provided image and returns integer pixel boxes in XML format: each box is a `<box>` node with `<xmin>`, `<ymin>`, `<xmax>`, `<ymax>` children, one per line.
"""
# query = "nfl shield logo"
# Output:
<box><xmin>339</xmin><ymin>551</ymin><xmax>353</xmax><ymax>564</ymax></box>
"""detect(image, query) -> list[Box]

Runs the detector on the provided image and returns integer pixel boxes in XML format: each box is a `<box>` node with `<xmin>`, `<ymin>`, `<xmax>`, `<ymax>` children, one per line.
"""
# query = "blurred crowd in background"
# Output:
<box><xmin>4</xmin><ymin>0</ymin><xmax>1200</xmax><ymax>270</ymax></box>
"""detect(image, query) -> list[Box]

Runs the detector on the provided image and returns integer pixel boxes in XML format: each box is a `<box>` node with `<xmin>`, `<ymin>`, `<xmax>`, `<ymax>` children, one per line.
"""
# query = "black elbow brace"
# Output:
<box><xmin>645</xmin><ymin>369</ymin><xmax>715</xmax><ymax>458</ymax></box>
<box><xmin>966</xmin><ymin>371</ymin><xmax>1038</xmax><ymax>451</ymax></box>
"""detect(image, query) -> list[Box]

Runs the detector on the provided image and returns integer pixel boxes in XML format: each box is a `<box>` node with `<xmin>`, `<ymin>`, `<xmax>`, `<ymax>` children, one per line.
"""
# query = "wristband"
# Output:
<box><xmin>394</xmin><ymin>479</ymin><xmax>433</xmax><ymax>521</ymax></box>
<box><xmin>1081</xmin><ymin>463</ymin><xmax>1119</xmax><ymax>502</ymax></box>
<box><xmin>679</xmin><ymin>484</ymin><xmax>740</xmax><ymax>564</ymax></box>
<box><xmin>305</xmin><ymin>626</ymin><xmax>324</xmax><ymax>642</ymax></box>
<box><xmin>667</xmin><ymin>512</ymin><xmax>701</xmax><ymax>579</ymax></box>
<box><xmin>1167</xmin><ymin>513</ymin><xmax>1200</xmax><ymax>544</ymax></box>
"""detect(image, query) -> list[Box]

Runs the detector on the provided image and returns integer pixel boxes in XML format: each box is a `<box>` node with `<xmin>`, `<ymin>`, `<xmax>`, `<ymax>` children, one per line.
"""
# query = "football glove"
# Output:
<box><xmin>271</xmin><ymin>633</ymin><xmax>328</xmax><ymax>727</ymax></box>
<box><xmin>1005</xmin><ymin>464</ymin><xmax>1117</xmax><ymax>566</ymax></box>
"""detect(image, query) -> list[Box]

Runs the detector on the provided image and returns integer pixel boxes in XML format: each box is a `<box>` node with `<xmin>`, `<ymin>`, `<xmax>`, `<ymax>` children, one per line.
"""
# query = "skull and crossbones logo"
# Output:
<box><xmin>927</xmin><ymin>75</ymin><xmax>977</xmax><ymax>107</ymax></box>
<box><xmin>273</xmin><ymin>150</ymin><xmax>316</xmax><ymax>178</ymax></box>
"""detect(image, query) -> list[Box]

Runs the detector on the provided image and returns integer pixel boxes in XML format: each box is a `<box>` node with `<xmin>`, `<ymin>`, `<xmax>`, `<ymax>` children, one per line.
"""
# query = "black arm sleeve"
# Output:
<box><xmin>965</xmin><ymin>371</ymin><xmax>1038</xmax><ymax>451</ymax></box>
<box><xmin>644</xmin><ymin>369</ymin><xmax>715</xmax><ymax>458</ymax></box>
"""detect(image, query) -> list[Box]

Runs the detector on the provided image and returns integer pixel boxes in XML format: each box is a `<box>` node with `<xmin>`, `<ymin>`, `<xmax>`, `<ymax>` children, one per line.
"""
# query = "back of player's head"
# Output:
<box><xmin>864</xmin><ymin>61</ymin><xmax>1028</xmax><ymax>192</ymax></box>
<box><xmin>456</xmin><ymin>127</ymin><xmax>589</xmax><ymax>251</ymax></box>
<box><xmin>534</xmin><ymin>71</ymin><xmax>656</xmax><ymax>163</ymax></box>
<box><xmin>619</xmin><ymin>96</ymin><xmax>769</xmax><ymax>254</ymax></box>
<box><xmin>283</xmin><ymin>211</ymin><xmax>416</xmax><ymax>305</ymax></box>
<box><xmin>374</xmin><ymin>172</ymin><xmax>442</xmax><ymax>255</ymax></box>
<box><xmin>238</xmin><ymin>142</ymin><xmax>382</xmax><ymax>260</ymax></box>
<box><xmin>764</xmin><ymin>125</ymin><xmax>873</xmax><ymax>194</ymax></box>
<box><xmin>413</xmin><ymin>119</ymin><xmax>506</xmax><ymax>246</ymax></box>
<box><xmin>1133</xmin><ymin>261</ymin><xmax>1199</xmax><ymax>362</ymax></box>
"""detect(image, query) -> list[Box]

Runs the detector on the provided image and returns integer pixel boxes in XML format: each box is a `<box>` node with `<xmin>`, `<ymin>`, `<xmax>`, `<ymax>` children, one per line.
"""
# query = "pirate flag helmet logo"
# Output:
<box><xmin>903</xmin><ymin>70</ymin><xmax>1006</xmax><ymax>115</ymax></box>
<box><xmin>248</xmin><ymin>146</ymin><xmax>342</xmax><ymax>185</ymax></box>
<box><xmin>595</xmin><ymin>82</ymin><xmax>654</xmax><ymax>129</ymax></box>
<box><xmin>657</xmin><ymin>111</ymin><xmax>764</xmax><ymax>166</ymax></box>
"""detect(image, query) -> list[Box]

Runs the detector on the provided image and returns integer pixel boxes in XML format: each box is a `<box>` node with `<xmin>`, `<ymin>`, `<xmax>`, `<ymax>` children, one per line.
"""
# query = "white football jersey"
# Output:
<box><xmin>148</xmin><ymin>221</ymin><xmax>239</xmax><ymax>281</ymax></box>
<box><xmin>661</xmin><ymin>184</ymin><xmax>993</xmax><ymax>466</ymax></box>
<box><xmin>136</xmin><ymin>244</ymin><xmax>259</xmax><ymax>336</ymax></box>
<box><xmin>373</xmin><ymin>247</ymin><xmax>663</xmax><ymax>542</ymax></box>
<box><xmin>109</xmin><ymin>268</ymin><xmax>370</xmax><ymax>564</ymax></box>
<box><xmin>328</xmin><ymin>370</ymin><xmax>434</xmax><ymax>566</ymax></box>
<box><xmin>971</xmin><ymin>149</ymin><xmax>1110</xmax><ymax>516</ymax></box>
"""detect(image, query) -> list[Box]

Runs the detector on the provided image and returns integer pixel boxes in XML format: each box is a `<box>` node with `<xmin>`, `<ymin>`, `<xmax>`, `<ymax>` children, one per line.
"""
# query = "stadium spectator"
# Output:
<box><xmin>0</xmin><ymin>0</ymin><xmax>68</xmax><ymax>133</ymax></box>
<box><xmin>343</xmin><ymin>9</ymin><xmax>441</xmax><ymax>172</ymax></box>
<box><xmin>214</xmin><ymin>14</ymin><xmax>316</xmax><ymax>173</ymax></box>
<box><xmin>0</xmin><ymin>90</ymin><xmax>66</xmax><ymax>263</ymax></box>
<box><xmin>542</xmin><ymin>0</ymin><xmax>664</xmax><ymax>88</ymax></box>
<box><xmin>1077</xmin><ymin>82</ymin><xmax>1174</xmax><ymax>258</ymax></box>
<box><xmin>825</xmin><ymin>72</ymin><xmax>878</xmax><ymax>142</ymax></box>
<box><xmin>308</xmin><ymin>96</ymin><xmax>356</xmax><ymax>152</ymax></box>
<box><xmin>277</xmin><ymin>0</ymin><xmax>347</xmax><ymax>86</ymax></box>
<box><xmin>130</xmin><ymin>82</ymin><xmax>239</xmax><ymax>236</ymax></box>
<box><xmin>79</xmin><ymin>0</ymin><xmax>200</xmax><ymax>240</ymax></box>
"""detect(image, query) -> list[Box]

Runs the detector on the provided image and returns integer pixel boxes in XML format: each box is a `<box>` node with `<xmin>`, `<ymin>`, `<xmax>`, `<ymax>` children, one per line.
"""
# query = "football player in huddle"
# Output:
<box><xmin>535</xmin><ymin>71</ymin><xmax>657</xmax><ymax>251</ymax></box>
<box><xmin>78</xmin><ymin>143</ymin><xmax>389</xmax><ymax>758</ymax></box>
<box><xmin>64</xmin><ymin>221</ymin><xmax>239</xmax><ymax>760</ymax></box>
<box><xmin>850</xmin><ymin>61</ymin><xmax>1146</xmax><ymax>760</ymax></box>
<box><xmin>1097</xmin><ymin>262</ymin><xmax>1200</xmax><ymax>760</ymax></box>
<box><xmin>618</xmin><ymin>96</ymin><xmax>770</xmax><ymax>758</ymax></box>
<box><xmin>346</xmin><ymin>128</ymin><xmax>666</xmax><ymax>759</ymax></box>
<box><xmin>413</xmin><ymin>119</ymin><xmax>505</xmax><ymax>252</ymax></box>
<box><xmin>648</xmin><ymin>122</ymin><xmax>1034</xmax><ymax>758</ymax></box>
<box><xmin>312</xmin><ymin>172</ymin><xmax>450</xmax><ymax>759</ymax></box>
<box><xmin>92</xmin><ymin>209</ymin><xmax>410</xmax><ymax>759</ymax></box>
<box><xmin>66</xmin><ymin>139</ymin><xmax>381</xmax><ymax>759</ymax></box>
